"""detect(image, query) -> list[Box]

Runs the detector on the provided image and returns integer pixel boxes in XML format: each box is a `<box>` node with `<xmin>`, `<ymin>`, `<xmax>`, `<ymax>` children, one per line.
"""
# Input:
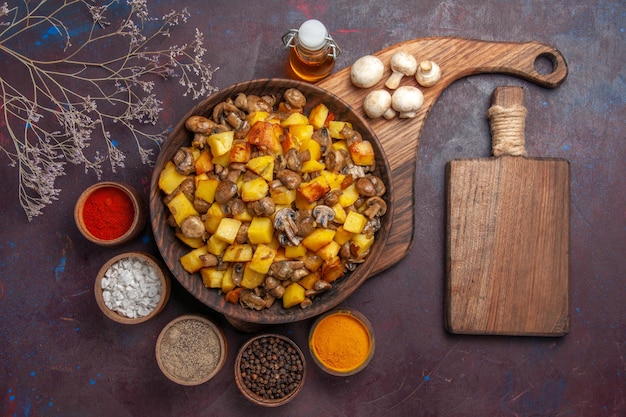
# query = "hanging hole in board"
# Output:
<box><xmin>534</xmin><ymin>53</ymin><xmax>557</xmax><ymax>75</ymax></box>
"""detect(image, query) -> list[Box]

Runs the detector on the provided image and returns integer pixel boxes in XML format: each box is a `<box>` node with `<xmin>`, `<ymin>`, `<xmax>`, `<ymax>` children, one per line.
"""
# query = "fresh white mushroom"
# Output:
<box><xmin>350</xmin><ymin>55</ymin><xmax>385</xmax><ymax>88</ymax></box>
<box><xmin>391</xmin><ymin>86</ymin><xmax>424</xmax><ymax>119</ymax></box>
<box><xmin>385</xmin><ymin>51</ymin><xmax>418</xmax><ymax>90</ymax></box>
<box><xmin>363</xmin><ymin>89</ymin><xmax>396</xmax><ymax>119</ymax></box>
<box><xmin>416</xmin><ymin>60</ymin><xmax>441</xmax><ymax>87</ymax></box>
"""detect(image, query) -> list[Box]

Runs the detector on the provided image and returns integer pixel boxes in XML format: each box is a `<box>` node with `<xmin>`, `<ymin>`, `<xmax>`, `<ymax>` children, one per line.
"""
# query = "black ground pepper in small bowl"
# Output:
<box><xmin>155</xmin><ymin>315</ymin><xmax>227</xmax><ymax>386</ymax></box>
<box><xmin>234</xmin><ymin>334</ymin><xmax>306</xmax><ymax>407</ymax></box>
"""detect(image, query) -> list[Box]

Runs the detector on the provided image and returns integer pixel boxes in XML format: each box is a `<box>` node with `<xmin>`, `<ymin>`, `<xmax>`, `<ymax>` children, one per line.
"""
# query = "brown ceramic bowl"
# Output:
<box><xmin>149</xmin><ymin>78</ymin><xmax>394</xmax><ymax>324</ymax></box>
<box><xmin>308</xmin><ymin>307</ymin><xmax>375</xmax><ymax>376</ymax></box>
<box><xmin>234</xmin><ymin>333</ymin><xmax>306</xmax><ymax>407</ymax></box>
<box><xmin>75</xmin><ymin>181</ymin><xmax>147</xmax><ymax>246</ymax></box>
<box><xmin>95</xmin><ymin>252</ymin><xmax>171</xmax><ymax>324</ymax></box>
<box><xmin>155</xmin><ymin>314</ymin><xmax>227</xmax><ymax>386</ymax></box>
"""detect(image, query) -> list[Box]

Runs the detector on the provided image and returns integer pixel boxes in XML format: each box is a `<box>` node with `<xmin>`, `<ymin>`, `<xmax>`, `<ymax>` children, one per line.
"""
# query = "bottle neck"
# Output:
<box><xmin>294</xmin><ymin>38</ymin><xmax>333</xmax><ymax>63</ymax></box>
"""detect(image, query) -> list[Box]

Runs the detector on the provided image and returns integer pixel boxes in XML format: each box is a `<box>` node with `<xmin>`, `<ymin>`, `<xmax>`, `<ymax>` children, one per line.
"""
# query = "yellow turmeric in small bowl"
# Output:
<box><xmin>309</xmin><ymin>308</ymin><xmax>375</xmax><ymax>376</ymax></box>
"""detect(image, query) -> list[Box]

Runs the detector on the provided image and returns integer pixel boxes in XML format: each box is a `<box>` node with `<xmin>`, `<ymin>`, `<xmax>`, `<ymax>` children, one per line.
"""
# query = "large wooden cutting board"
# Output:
<box><xmin>445</xmin><ymin>86</ymin><xmax>570</xmax><ymax>336</ymax></box>
<box><xmin>316</xmin><ymin>37</ymin><xmax>568</xmax><ymax>276</ymax></box>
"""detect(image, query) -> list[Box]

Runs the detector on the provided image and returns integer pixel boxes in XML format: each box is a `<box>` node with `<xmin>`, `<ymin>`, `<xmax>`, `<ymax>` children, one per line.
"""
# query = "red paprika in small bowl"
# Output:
<box><xmin>75</xmin><ymin>181</ymin><xmax>147</xmax><ymax>246</ymax></box>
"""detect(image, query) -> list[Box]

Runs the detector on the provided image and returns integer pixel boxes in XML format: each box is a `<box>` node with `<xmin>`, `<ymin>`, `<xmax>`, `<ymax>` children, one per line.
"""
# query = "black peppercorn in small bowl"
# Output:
<box><xmin>234</xmin><ymin>333</ymin><xmax>306</xmax><ymax>407</ymax></box>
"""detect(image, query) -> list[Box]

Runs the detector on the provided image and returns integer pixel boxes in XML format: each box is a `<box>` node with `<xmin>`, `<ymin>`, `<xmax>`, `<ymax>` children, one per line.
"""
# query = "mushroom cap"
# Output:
<box><xmin>391</xmin><ymin>86</ymin><xmax>424</xmax><ymax>118</ymax></box>
<box><xmin>416</xmin><ymin>60</ymin><xmax>441</xmax><ymax>87</ymax></box>
<box><xmin>312</xmin><ymin>204</ymin><xmax>335</xmax><ymax>227</ymax></box>
<box><xmin>350</xmin><ymin>55</ymin><xmax>385</xmax><ymax>88</ymax></box>
<box><xmin>363</xmin><ymin>89</ymin><xmax>392</xmax><ymax>119</ymax></box>
<box><xmin>389</xmin><ymin>51</ymin><xmax>418</xmax><ymax>76</ymax></box>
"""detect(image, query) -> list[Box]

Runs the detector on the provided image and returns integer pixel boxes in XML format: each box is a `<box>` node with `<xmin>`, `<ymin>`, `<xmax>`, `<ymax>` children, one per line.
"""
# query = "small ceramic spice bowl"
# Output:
<box><xmin>94</xmin><ymin>252</ymin><xmax>171</xmax><ymax>324</ymax></box>
<box><xmin>155</xmin><ymin>315</ymin><xmax>227</xmax><ymax>386</ymax></box>
<box><xmin>75</xmin><ymin>181</ymin><xmax>147</xmax><ymax>246</ymax></box>
<box><xmin>235</xmin><ymin>334</ymin><xmax>306</xmax><ymax>407</ymax></box>
<box><xmin>308</xmin><ymin>308</ymin><xmax>375</xmax><ymax>376</ymax></box>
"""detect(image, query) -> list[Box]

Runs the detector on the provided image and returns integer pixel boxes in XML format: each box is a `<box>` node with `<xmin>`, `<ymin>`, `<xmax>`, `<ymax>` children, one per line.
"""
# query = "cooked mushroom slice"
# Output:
<box><xmin>180</xmin><ymin>215</ymin><xmax>205</xmax><ymax>239</ymax></box>
<box><xmin>284</xmin><ymin>88</ymin><xmax>306</xmax><ymax>110</ymax></box>
<box><xmin>231</xmin><ymin>263</ymin><xmax>245</xmax><ymax>286</ymax></box>
<box><xmin>226</xmin><ymin>167</ymin><xmax>243</xmax><ymax>183</ymax></box>
<box><xmin>263</xmin><ymin>294</ymin><xmax>277</xmax><ymax>309</ymax></box>
<box><xmin>185</xmin><ymin>115</ymin><xmax>217</xmax><ymax>134</ymax></box>
<box><xmin>312</xmin><ymin>127</ymin><xmax>332</xmax><ymax>156</ymax></box>
<box><xmin>227</xmin><ymin>111</ymin><xmax>244</xmax><ymax>129</ymax></box>
<box><xmin>295</xmin><ymin>211</ymin><xmax>316</xmax><ymax>237</ymax></box>
<box><xmin>344</xmin><ymin>164</ymin><xmax>367</xmax><ymax>179</ymax></box>
<box><xmin>234</xmin><ymin>93</ymin><xmax>248</xmax><ymax>111</ymax></box>
<box><xmin>264</xmin><ymin>276</ymin><xmax>280</xmax><ymax>291</ymax></box>
<box><xmin>216</xmin><ymin>258</ymin><xmax>229</xmax><ymax>271</ymax></box>
<box><xmin>363</xmin><ymin>196</ymin><xmax>387</xmax><ymax>219</ymax></box>
<box><xmin>325</xmin><ymin>148</ymin><xmax>348</xmax><ymax>172</ymax></box>
<box><xmin>314</xmin><ymin>279</ymin><xmax>332</xmax><ymax>292</ymax></box>
<box><xmin>284</xmin><ymin>148</ymin><xmax>302</xmax><ymax>172</ymax></box>
<box><xmin>277</xmin><ymin>169</ymin><xmax>302</xmax><ymax>190</ymax></box>
<box><xmin>173</xmin><ymin>147</ymin><xmax>195</xmax><ymax>175</ymax></box>
<box><xmin>370</xmin><ymin>175</ymin><xmax>386</xmax><ymax>196</ymax></box>
<box><xmin>199</xmin><ymin>253</ymin><xmax>219</xmax><ymax>268</ymax></box>
<box><xmin>214</xmin><ymin>164</ymin><xmax>226</xmax><ymax>180</ymax></box>
<box><xmin>300</xmin><ymin>298</ymin><xmax>313</xmax><ymax>309</ymax></box>
<box><xmin>260</xmin><ymin>95</ymin><xmax>276</xmax><ymax>108</ymax></box>
<box><xmin>323</xmin><ymin>190</ymin><xmax>341</xmax><ymax>207</ymax></box>
<box><xmin>291</xmin><ymin>268</ymin><xmax>309</xmax><ymax>282</ymax></box>
<box><xmin>193</xmin><ymin>197</ymin><xmax>211</xmax><ymax>214</ymax></box>
<box><xmin>339</xmin><ymin>241</ymin><xmax>367</xmax><ymax>271</ymax></box>
<box><xmin>343</xmin><ymin>259</ymin><xmax>365</xmax><ymax>272</ymax></box>
<box><xmin>269</xmin><ymin>260</ymin><xmax>307</xmax><ymax>282</ymax></box>
<box><xmin>191</xmin><ymin>133</ymin><xmax>208</xmax><ymax>148</ymax></box>
<box><xmin>312</xmin><ymin>205</ymin><xmax>335</xmax><ymax>228</ymax></box>
<box><xmin>274</xmin><ymin>208</ymin><xmax>301</xmax><ymax>246</ymax></box>
<box><xmin>339</xmin><ymin>124</ymin><xmax>363</xmax><ymax>146</ymax></box>
<box><xmin>234</xmin><ymin>119</ymin><xmax>251</xmax><ymax>140</ymax></box>
<box><xmin>355</xmin><ymin>176</ymin><xmax>377</xmax><ymax>197</ymax></box>
<box><xmin>235</xmin><ymin>222</ymin><xmax>249</xmax><ymax>244</ymax></box>
<box><xmin>269</xmin><ymin>260</ymin><xmax>294</xmax><ymax>280</ymax></box>
<box><xmin>239</xmin><ymin>289</ymin><xmax>266</xmax><ymax>311</ymax></box>
<box><xmin>361</xmin><ymin>217</ymin><xmax>381</xmax><ymax>237</ymax></box>
<box><xmin>223</xmin><ymin>198</ymin><xmax>245</xmax><ymax>217</ymax></box>
<box><xmin>213</xmin><ymin>123</ymin><xmax>231</xmax><ymax>133</ymax></box>
<box><xmin>339</xmin><ymin>241</ymin><xmax>354</xmax><ymax>259</ymax></box>
<box><xmin>353</xmin><ymin>196</ymin><xmax>366</xmax><ymax>210</ymax></box>
<box><xmin>214</xmin><ymin>180</ymin><xmax>238</xmax><ymax>204</ymax></box>
<box><xmin>305</xmin><ymin>280</ymin><xmax>332</xmax><ymax>297</ymax></box>
<box><xmin>247</xmin><ymin>95</ymin><xmax>273</xmax><ymax>112</ymax></box>
<box><xmin>176</xmin><ymin>178</ymin><xmax>196</xmax><ymax>200</ymax></box>
<box><xmin>212</xmin><ymin>102</ymin><xmax>226</xmax><ymax>123</ymax></box>
<box><xmin>248</xmin><ymin>196</ymin><xmax>275</xmax><ymax>217</ymax></box>
<box><xmin>264</xmin><ymin>276</ymin><xmax>286</xmax><ymax>298</ymax></box>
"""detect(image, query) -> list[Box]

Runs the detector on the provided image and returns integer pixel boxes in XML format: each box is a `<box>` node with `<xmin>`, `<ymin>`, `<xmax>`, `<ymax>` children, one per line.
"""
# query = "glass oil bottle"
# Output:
<box><xmin>282</xmin><ymin>19</ymin><xmax>341</xmax><ymax>82</ymax></box>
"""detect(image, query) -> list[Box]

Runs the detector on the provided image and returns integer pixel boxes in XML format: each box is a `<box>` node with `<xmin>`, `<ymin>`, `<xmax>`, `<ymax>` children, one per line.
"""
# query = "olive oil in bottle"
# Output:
<box><xmin>282</xmin><ymin>19</ymin><xmax>341</xmax><ymax>82</ymax></box>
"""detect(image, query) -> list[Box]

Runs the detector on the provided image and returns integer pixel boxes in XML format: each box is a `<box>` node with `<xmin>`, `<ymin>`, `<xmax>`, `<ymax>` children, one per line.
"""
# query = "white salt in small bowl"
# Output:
<box><xmin>94</xmin><ymin>252</ymin><xmax>171</xmax><ymax>324</ymax></box>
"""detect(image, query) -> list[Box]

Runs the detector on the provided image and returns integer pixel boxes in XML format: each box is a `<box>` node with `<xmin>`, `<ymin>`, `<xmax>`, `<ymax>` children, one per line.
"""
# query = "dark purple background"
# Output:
<box><xmin>1</xmin><ymin>1</ymin><xmax>624</xmax><ymax>416</ymax></box>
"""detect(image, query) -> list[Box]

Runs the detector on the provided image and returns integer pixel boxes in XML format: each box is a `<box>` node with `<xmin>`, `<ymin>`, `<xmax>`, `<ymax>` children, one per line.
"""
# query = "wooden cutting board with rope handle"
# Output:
<box><xmin>445</xmin><ymin>86</ymin><xmax>569</xmax><ymax>336</ymax></box>
<box><xmin>317</xmin><ymin>37</ymin><xmax>568</xmax><ymax>276</ymax></box>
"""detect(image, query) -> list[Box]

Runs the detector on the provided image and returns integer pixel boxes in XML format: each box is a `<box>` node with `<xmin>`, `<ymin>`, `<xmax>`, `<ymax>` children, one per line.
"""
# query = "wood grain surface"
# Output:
<box><xmin>317</xmin><ymin>37</ymin><xmax>568</xmax><ymax>276</ymax></box>
<box><xmin>445</xmin><ymin>86</ymin><xmax>570</xmax><ymax>336</ymax></box>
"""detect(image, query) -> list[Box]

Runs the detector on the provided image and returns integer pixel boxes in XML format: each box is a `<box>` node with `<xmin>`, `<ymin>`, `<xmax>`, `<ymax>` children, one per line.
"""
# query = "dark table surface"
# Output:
<box><xmin>1</xmin><ymin>1</ymin><xmax>624</xmax><ymax>416</ymax></box>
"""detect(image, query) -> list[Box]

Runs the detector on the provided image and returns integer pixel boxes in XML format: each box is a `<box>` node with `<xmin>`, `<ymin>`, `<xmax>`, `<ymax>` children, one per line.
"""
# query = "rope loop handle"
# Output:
<box><xmin>488</xmin><ymin>87</ymin><xmax>528</xmax><ymax>157</ymax></box>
